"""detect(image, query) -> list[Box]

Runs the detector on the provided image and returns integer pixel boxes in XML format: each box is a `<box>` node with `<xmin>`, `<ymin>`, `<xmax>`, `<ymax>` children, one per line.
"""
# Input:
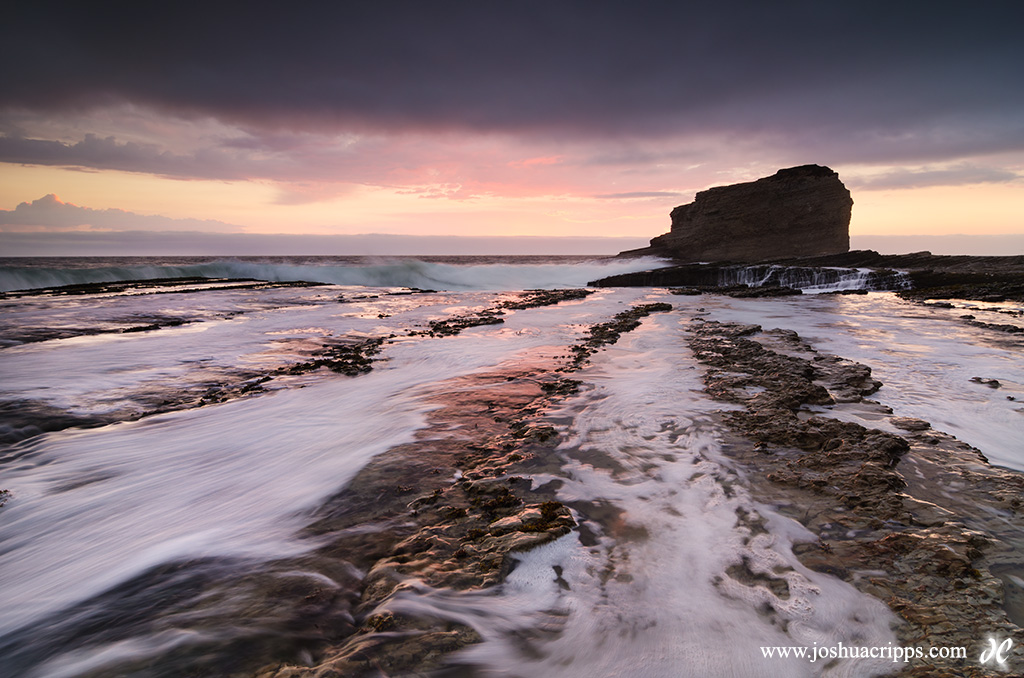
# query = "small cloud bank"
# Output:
<box><xmin>0</xmin><ymin>194</ymin><xmax>244</xmax><ymax>232</ymax></box>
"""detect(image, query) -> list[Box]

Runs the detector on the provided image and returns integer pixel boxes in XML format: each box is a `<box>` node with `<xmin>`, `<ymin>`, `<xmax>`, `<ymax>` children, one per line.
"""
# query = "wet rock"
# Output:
<box><xmin>262</xmin><ymin>298</ymin><xmax>660</xmax><ymax>677</ymax></box>
<box><xmin>0</xmin><ymin>276</ymin><xmax>324</xmax><ymax>299</ymax></box>
<box><xmin>498</xmin><ymin>288</ymin><xmax>594</xmax><ymax>309</ymax></box>
<box><xmin>488</xmin><ymin>513</ymin><xmax>525</xmax><ymax>536</ymax></box>
<box><xmin>970</xmin><ymin>377</ymin><xmax>1002</xmax><ymax>389</ymax></box>
<box><xmin>281</xmin><ymin>337</ymin><xmax>384</xmax><ymax>376</ymax></box>
<box><xmin>589</xmin><ymin>262</ymin><xmax>899</xmax><ymax>291</ymax></box>
<box><xmin>723</xmin><ymin>556</ymin><xmax>791</xmax><ymax>599</ymax></box>
<box><xmin>414</xmin><ymin>312</ymin><xmax>505</xmax><ymax>337</ymax></box>
<box><xmin>891</xmin><ymin>417</ymin><xmax>931</xmax><ymax>431</ymax></box>
<box><xmin>592</xmin><ymin>246</ymin><xmax>1024</xmax><ymax>303</ymax></box>
<box><xmin>119</xmin><ymin>317</ymin><xmax>190</xmax><ymax>333</ymax></box>
<box><xmin>898</xmin><ymin>273</ymin><xmax>1024</xmax><ymax>304</ymax></box>
<box><xmin>687</xmin><ymin>319</ymin><xmax>1024</xmax><ymax>674</ymax></box>
<box><xmin>565</xmin><ymin>303</ymin><xmax>673</xmax><ymax>369</ymax></box>
<box><xmin>539</xmin><ymin>378</ymin><xmax>582</xmax><ymax>396</ymax></box>
<box><xmin>407</xmin><ymin>289</ymin><xmax>595</xmax><ymax>339</ymax></box>
<box><xmin>691</xmin><ymin>321</ymin><xmax>910</xmax><ymax>525</ymax></box>
<box><xmin>294</xmin><ymin>624</ymin><xmax>482</xmax><ymax>678</ymax></box>
<box><xmin>720</xmin><ymin>284</ymin><xmax>802</xmax><ymax>298</ymax></box>
<box><xmin>965</xmin><ymin>320</ymin><xmax>1024</xmax><ymax>334</ymax></box>
<box><xmin>262</xmin><ymin>356</ymin><xmax>582</xmax><ymax>676</ymax></box>
<box><xmin>0</xmin><ymin>398</ymin><xmax>113</xmax><ymax>445</ymax></box>
<box><xmin>386</xmin><ymin>287</ymin><xmax>438</xmax><ymax>295</ymax></box>
<box><xmin>820</xmin><ymin>288</ymin><xmax>869</xmax><ymax>295</ymax></box>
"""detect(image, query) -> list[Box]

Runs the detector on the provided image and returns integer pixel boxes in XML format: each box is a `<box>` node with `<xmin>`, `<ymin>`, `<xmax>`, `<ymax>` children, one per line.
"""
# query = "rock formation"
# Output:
<box><xmin>627</xmin><ymin>164</ymin><xmax>852</xmax><ymax>262</ymax></box>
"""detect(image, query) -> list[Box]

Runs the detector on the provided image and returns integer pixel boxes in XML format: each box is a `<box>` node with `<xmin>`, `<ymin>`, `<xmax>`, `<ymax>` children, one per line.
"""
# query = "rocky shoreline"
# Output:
<box><xmin>255</xmin><ymin>300</ymin><xmax>677</xmax><ymax>677</ymax></box>
<box><xmin>0</xmin><ymin>285</ymin><xmax>596</xmax><ymax>445</ymax></box>
<box><xmin>687</xmin><ymin>319</ymin><xmax>1024</xmax><ymax>677</ymax></box>
<box><xmin>591</xmin><ymin>250</ymin><xmax>1024</xmax><ymax>304</ymax></box>
<box><xmin>3</xmin><ymin>279</ymin><xmax>1022</xmax><ymax>676</ymax></box>
<box><xmin>0</xmin><ymin>285</ymin><xmax>619</xmax><ymax>677</ymax></box>
<box><xmin>250</xmin><ymin>300</ymin><xmax>1024</xmax><ymax>677</ymax></box>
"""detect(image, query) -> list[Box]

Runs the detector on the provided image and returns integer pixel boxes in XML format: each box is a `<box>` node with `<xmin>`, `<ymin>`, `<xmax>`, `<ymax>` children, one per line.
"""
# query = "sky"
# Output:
<box><xmin>1</xmin><ymin>1</ymin><xmax>1022</xmax><ymax>255</ymax></box>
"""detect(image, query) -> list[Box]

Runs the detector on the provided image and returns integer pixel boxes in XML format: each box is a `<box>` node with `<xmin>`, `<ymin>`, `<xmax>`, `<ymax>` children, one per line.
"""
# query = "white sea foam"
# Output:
<box><xmin>0</xmin><ymin>288</ymin><xmax>648</xmax><ymax>651</ymax></box>
<box><xmin>0</xmin><ymin>286</ymin><xmax>496</xmax><ymax>413</ymax></box>
<box><xmin>389</xmin><ymin>306</ymin><xmax>899</xmax><ymax>677</ymax></box>
<box><xmin>0</xmin><ymin>358</ymin><xmax>427</xmax><ymax>639</ymax></box>
<box><xmin>0</xmin><ymin>256</ymin><xmax>669</xmax><ymax>292</ymax></box>
<box><xmin>701</xmin><ymin>293</ymin><xmax>1024</xmax><ymax>470</ymax></box>
<box><xmin>0</xmin><ymin>282</ymin><xmax>1020</xmax><ymax>676</ymax></box>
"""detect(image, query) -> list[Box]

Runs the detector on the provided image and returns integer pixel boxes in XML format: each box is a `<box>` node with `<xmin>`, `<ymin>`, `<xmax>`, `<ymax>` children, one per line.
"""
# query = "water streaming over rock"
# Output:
<box><xmin>0</xmin><ymin>257</ymin><xmax>1020</xmax><ymax>676</ymax></box>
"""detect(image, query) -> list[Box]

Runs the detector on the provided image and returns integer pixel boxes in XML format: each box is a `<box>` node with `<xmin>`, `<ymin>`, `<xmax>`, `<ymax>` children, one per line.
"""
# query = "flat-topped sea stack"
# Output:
<box><xmin>625</xmin><ymin>164</ymin><xmax>852</xmax><ymax>262</ymax></box>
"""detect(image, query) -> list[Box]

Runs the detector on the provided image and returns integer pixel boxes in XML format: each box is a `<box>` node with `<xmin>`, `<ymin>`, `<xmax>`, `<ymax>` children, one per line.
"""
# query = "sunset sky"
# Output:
<box><xmin>1</xmin><ymin>2</ymin><xmax>1022</xmax><ymax>255</ymax></box>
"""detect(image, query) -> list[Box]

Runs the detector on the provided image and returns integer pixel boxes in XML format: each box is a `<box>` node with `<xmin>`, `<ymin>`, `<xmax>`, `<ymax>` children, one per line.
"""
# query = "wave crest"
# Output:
<box><xmin>0</xmin><ymin>257</ymin><xmax>670</xmax><ymax>293</ymax></box>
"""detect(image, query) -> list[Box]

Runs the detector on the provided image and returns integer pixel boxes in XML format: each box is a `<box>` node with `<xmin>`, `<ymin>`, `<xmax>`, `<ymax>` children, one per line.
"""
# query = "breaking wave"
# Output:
<box><xmin>0</xmin><ymin>256</ymin><xmax>669</xmax><ymax>293</ymax></box>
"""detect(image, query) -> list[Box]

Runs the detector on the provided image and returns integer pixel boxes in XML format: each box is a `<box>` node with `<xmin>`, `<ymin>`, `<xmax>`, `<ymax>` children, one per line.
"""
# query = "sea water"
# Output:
<box><xmin>0</xmin><ymin>255</ymin><xmax>668</xmax><ymax>293</ymax></box>
<box><xmin>0</xmin><ymin>256</ymin><xmax>1021</xmax><ymax>677</ymax></box>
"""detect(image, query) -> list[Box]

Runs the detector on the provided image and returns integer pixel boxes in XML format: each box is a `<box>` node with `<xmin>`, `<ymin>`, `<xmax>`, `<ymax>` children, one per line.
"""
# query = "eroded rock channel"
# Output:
<box><xmin>687</xmin><ymin>319</ymin><xmax>1024</xmax><ymax>677</ymax></box>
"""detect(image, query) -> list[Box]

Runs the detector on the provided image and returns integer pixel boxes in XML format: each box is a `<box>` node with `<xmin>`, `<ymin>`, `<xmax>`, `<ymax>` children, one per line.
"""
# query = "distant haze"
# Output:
<box><xmin>850</xmin><ymin>234</ymin><xmax>1024</xmax><ymax>257</ymax></box>
<box><xmin>0</xmin><ymin>232</ymin><xmax>649</xmax><ymax>257</ymax></box>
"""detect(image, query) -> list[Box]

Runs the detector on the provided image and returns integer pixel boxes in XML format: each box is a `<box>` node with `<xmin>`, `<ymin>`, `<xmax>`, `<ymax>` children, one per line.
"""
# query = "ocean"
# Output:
<box><xmin>0</xmin><ymin>256</ymin><xmax>662</xmax><ymax>294</ymax></box>
<box><xmin>0</xmin><ymin>256</ymin><xmax>1022</xmax><ymax>677</ymax></box>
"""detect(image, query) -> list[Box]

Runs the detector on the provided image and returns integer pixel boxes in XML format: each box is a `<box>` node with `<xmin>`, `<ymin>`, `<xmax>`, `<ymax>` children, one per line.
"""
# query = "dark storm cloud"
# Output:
<box><xmin>2</xmin><ymin>1</ymin><xmax>1022</xmax><ymax>157</ymax></box>
<box><xmin>0</xmin><ymin>130</ymin><xmax>427</xmax><ymax>187</ymax></box>
<box><xmin>0</xmin><ymin>134</ymin><xmax>248</xmax><ymax>179</ymax></box>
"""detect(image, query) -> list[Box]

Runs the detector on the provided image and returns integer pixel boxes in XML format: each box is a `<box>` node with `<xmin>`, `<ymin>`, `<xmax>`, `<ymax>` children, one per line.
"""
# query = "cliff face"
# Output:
<box><xmin>639</xmin><ymin>165</ymin><xmax>852</xmax><ymax>262</ymax></box>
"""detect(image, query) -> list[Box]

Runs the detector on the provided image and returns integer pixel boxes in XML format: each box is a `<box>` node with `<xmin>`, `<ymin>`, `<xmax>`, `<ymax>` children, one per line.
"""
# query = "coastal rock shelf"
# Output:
<box><xmin>687</xmin><ymin>320</ymin><xmax>1024</xmax><ymax>676</ymax></box>
<box><xmin>589</xmin><ymin>250</ymin><xmax>1024</xmax><ymax>303</ymax></box>
<box><xmin>261</xmin><ymin>301</ymin><xmax>675</xmax><ymax>676</ymax></box>
<box><xmin>0</xmin><ymin>285</ymin><xmax>598</xmax><ymax>443</ymax></box>
<box><xmin>589</xmin><ymin>261</ymin><xmax>909</xmax><ymax>291</ymax></box>
<box><xmin>1</xmin><ymin>271</ymin><xmax>1022</xmax><ymax>678</ymax></box>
